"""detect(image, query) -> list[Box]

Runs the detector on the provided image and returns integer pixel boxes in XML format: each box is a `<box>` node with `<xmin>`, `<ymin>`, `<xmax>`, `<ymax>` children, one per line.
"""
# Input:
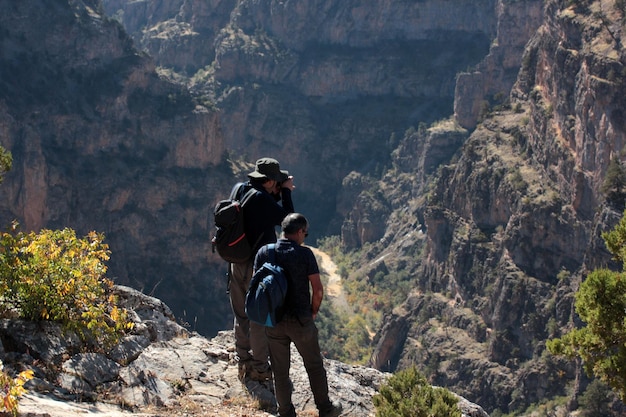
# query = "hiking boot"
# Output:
<box><xmin>248</xmin><ymin>366</ymin><xmax>273</xmax><ymax>381</ymax></box>
<box><xmin>277</xmin><ymin>404</ymin><xmax>296</xmax><ymax>417</ymax></box>
<box><xmin>244</xmin><ymin>378</ymin><xmax>277</xmax><ymax>413</ymax></box>
<box><xmin>319</xmin><ymin>401</ymin><xmax>343</xmax><ymax>417</ymax></box>
<box><xmin>237</xmin><ymin>360</ymin><xmax>249</xmax><ymax>383</ymax></box>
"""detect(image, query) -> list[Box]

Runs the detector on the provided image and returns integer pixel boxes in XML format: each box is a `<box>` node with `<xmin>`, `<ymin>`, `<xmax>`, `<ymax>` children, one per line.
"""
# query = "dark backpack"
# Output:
<box><xmin>245</xmin><ymin>244</ymin><xmax>288</xmax><ymax>327</ymax></box>
<box><xmin>211</xmin><ymin>182</ymin><xmax>258</xmax><ymax>264</ymax></box>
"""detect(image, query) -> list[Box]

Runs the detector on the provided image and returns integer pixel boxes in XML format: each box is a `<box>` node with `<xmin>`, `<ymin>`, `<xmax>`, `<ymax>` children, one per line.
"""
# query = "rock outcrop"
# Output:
<box><xmin>1</xmin><ymin>286</ymin><xmax>488</xmax><ymax>417</ymax></box>
<box><xmin>454</xmin><ymin>0</ymin><xmax>545</xmax><ymax>129</ymax></box>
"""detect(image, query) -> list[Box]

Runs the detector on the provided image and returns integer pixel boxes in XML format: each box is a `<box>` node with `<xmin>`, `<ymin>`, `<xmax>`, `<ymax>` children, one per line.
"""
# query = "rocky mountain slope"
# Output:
<box><xmin>2</xmin><ymin>0</ymin><xmax>626</xmax><ymax>415</ymax></box>
<box><xmin>367</xmin><ymin>0</ymin><xmax>626</xmax><ymax>414</ymax></box>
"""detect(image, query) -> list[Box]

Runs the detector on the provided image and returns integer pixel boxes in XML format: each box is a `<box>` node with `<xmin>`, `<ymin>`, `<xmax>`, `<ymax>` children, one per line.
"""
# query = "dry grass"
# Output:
<box><xmin>140</xmin><ymin>395</ymin><xmax>274</xmax><ymax>417</ymax></box>
<box><xmin>140</xmin><ymin>397</ymin><xmax>326</xmax><ymax>417</ymax></box>
<box><xmin>139</xmin><ymin>394</ymin><xmax>322</xmax><ymax>417</ymax></box>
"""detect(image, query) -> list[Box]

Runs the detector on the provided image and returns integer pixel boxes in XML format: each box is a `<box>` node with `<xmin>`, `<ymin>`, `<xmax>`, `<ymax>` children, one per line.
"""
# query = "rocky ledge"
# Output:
<box><xmin>0</xmin><ymin>286</ymin><xmax>487</xmax><ymax>417</ymax></box>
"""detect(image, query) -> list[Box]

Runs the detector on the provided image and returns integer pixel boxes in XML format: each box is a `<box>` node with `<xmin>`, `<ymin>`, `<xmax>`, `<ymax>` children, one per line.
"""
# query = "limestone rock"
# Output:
<box><xmin>454</xmin><ymin>0</ymin><xmax>544</xmax><ymax>129</ymax></box>
<box><xmin>0</xmin><ymin>286</ymin><xmax>487</xmax><ymax>417</ymax></box>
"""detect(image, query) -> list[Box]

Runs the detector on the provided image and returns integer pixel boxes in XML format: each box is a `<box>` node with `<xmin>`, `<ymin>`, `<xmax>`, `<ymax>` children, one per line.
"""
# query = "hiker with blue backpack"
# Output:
<box><xmin>254</xmin><ymin>213</ymin><xmax>343</xmax><ymax>417</ymax></box>
<box><xmin>227</xmin><ymin>158</ymin><xmax>295</xmax><ymax>383</ymax></box>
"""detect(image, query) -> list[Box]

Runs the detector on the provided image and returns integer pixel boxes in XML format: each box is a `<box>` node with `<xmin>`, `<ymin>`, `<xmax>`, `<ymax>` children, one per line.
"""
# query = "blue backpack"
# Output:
<box><xmin>245</xmin><ymin>244</ymin><xmax>288</xmax><ymax>327</ymax></box>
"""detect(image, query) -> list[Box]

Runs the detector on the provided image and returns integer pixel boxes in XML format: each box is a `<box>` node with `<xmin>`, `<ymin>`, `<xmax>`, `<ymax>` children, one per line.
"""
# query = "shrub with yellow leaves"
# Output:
<box><xmin>0</xmin><ymin>222</ymin><xmax>133</xmax><ymax>349</ymax></box>
<box><xmin>0</xmin><ymin>360</ymin><xmax>33</xmax><ymax>416</ymax></box>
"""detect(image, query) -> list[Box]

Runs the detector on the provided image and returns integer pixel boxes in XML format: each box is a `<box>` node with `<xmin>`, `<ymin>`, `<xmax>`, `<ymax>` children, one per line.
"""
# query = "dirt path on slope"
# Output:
<box><xmin>310</xmin><ymin>247</ymin><xmax>351</xmax><ymax>314</ymax></box>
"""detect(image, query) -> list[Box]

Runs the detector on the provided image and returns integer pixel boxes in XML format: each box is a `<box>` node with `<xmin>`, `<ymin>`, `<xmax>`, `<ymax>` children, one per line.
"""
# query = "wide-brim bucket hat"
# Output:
<box><xmin>248</xmin><ymin>157</ymin><xmax>289</xmax><ymax>182</ymax></box>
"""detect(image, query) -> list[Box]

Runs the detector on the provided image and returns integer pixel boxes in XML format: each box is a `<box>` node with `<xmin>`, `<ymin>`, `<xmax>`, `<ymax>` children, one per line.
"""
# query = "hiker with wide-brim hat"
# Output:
<box><xmin>227</xmin><ymin>157</ymin><xmax>295</xmax><ymax>404</ymax></box>
<box><xmin>248</xmin><ymin>157</ymin><xmax>291</xmax><ymax>184</ymax></box>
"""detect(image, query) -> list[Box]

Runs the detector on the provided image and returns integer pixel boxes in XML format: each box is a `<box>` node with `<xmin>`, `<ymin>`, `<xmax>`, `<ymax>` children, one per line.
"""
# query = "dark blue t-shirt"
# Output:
<box><xmin>254</xmin><ymin>238</ymin><xmax>319</xmax><ymax>320</ymax></box>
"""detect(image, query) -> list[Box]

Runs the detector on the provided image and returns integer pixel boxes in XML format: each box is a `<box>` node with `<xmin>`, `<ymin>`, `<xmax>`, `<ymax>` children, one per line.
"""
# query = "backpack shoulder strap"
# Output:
<box><xmin>268</xmin><ymin>243</ymin><xmax>276</xmax><ymax>264</ymax></box>
<box><xmin>228</xmin><ymin>182</ymin><xmax>256</xmax><ymax>201</ymax></box>
<box><xmin>228</xmin><ymin>182</ymin><xmax>257</xmax><ymax>205</ymax></box>
<box><xmin>228</xmin><ymin>182</ymin><xmax>245</xmax><ymax>200</ymax></box>
<box><xmin>240</xmin><ymin>186</ymin><xmax>258</xmax><ymax>207</ymax></box>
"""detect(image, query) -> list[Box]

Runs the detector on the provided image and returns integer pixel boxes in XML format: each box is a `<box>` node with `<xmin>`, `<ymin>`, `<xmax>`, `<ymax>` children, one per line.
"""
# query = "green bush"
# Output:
<box><xmin>373</xmin><ymin>366</ymin><xmax>461</xmax><ymax>417</ymax></box>
<box><xmin>578</xmin><ymin>379</ymin><xmax>611</xmax><ymax>417</ymax></box>
<box><xmin>0</xmin><ymin>222</ymin><xmax>133</xmax><ymax>349</ymax></box>
<box><xmin>601</xmin><ymin>157</ymin><xmax>626</xmax><ymax>209</ymax></box>
<box><xmin>0</xmin><ymin>146</ymin><xmax>11</xmax><ymax>184</ymax></box>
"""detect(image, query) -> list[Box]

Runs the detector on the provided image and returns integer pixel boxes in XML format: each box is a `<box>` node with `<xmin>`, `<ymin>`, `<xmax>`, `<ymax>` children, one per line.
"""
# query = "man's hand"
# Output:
<box><xmin>281</xmin><ymin>176</ymin><xmax>295</xmax><ymax>191</ymax></box>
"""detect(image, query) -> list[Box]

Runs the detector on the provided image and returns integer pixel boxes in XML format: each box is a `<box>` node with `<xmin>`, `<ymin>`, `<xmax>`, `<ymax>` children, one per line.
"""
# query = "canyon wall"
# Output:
<box><xmin>369</xmin><ymin>0</ymin><xmax>626</xmax><ymax>413</ymax></box>
<box><xmin>3</xmin><ymin>0</ymin><xmax>626</xmax><ymax>413</ymax></box>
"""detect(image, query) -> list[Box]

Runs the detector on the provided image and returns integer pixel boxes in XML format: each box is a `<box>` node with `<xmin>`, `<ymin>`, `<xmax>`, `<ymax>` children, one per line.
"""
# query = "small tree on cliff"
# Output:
<box><xmin>0</xmin><ymin>145</ymin><xmax>11</xmax><ymax>183</ymax></box>
<box><xmin>601</xmin><ymin>157</ymin><xmax>626</xmax><ymax>210</ymax></box>
<box><xmin>547</xmin><ymin>210</ymin><xmax>626</xmax><ymax>401</ymax></box>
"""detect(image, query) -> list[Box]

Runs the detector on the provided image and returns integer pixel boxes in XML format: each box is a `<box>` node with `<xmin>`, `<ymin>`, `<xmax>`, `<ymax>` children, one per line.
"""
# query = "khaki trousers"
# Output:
<box><xmin>229</xmin><ymin>261</ymin><xmax>270</xmax><ymax>372</ymax></box>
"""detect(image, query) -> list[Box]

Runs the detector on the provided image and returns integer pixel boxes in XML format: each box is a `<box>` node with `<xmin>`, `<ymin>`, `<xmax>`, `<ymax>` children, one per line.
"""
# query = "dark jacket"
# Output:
<box><xmin>242</xmin><ymin>182</ymin><xmax>294</xmax><ymax>253</ymax></box>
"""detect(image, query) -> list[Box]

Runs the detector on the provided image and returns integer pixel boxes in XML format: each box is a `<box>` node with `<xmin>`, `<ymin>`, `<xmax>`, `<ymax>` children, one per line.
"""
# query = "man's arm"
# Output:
<box><xmin>276</xmin><ymin>187</ymin><xmax>295</xmax><ymax>217</ymax></box>
<box><xmin>308</xmin><ymin>272</ymin><xmax>324</xmax><ymax>319</ymax></box>
<box><xmin>278</xmin><ymin>177</ymin><xmax>295</xmax><ymax>212</ymax></box>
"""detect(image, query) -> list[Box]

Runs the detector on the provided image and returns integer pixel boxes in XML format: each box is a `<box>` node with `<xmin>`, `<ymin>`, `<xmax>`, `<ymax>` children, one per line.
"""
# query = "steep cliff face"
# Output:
<box><xmin>103</xmin><ymin>0</ymin><xmax>236</xmax><ymax>74</ymax></box>
<box><xmin>455</xmin><ymin>0</ymin><xmax>544</xmax><ymax>129</ymax></box>
<box><xmin>515</xmin><ymin>0</ymin><xmax>626</xmax><ymax>216</ymax></box>
<box><xmin>370</xmin><ymin>0</ymin><xmax>626</xmax><ymax>413</ymax></box>
<box><xmin>0</xmin><ymin>0</ymin><xmax>232</xmax><ymax>337</ymax></box>
<box><xmin>103</xmin><ymin>0</ymin><xmax>497</xmax><ymax>236</ymax></box>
